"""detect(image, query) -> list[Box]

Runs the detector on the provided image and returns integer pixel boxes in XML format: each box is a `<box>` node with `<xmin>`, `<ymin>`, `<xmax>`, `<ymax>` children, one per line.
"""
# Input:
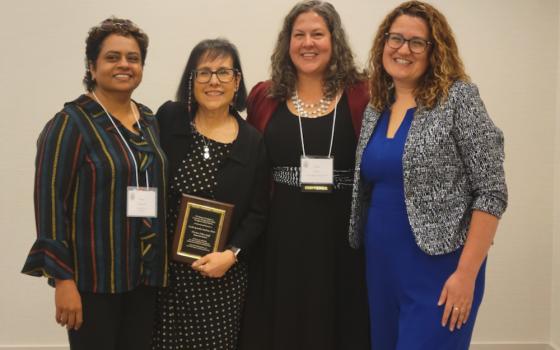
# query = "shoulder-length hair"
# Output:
<box><xmin>176</xmin><ymin>38</ymin><xmax>248</xmax><ymax>115</ymax></box>
<box><xmin>269</xmin><ymin>0</ymin><xmax>364</xmax><ymax>100</ymax></box>
<box><xmin>368</xmin><ymin>1</ymin><xmax>469</xmax><ymax>110</ymax></box>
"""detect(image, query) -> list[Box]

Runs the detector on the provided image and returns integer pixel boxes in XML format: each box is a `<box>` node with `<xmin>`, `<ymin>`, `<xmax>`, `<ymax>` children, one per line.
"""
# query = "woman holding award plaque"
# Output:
<box><xmin>151</xmin><ymin>39</ymin><xmax>269</xmax><ymax>350</ymax></box>
<box><xmin>239</xmin><ymin>1</ymin><xmax>370</xmax><ymax>349</ymax></box>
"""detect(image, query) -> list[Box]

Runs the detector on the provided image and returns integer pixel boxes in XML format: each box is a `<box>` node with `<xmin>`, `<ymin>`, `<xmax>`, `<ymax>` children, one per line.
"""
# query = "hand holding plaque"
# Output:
<box><xmin>172</xmin><ymin>194</ymin><xmax>234</xmax><ymax>264</ymax></box>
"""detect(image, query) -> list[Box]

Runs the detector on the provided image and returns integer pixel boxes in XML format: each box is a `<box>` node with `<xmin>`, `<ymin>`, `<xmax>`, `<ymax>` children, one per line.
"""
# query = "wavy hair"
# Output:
<box><xmin>269</xmin><ymin>0</ymin><xmax>364</xmax><ymax>100</ymax></box>
<box><xmin>368</xmin><ymin>1</ymin><xmax>469</xmax><ymax>110</ymax></box>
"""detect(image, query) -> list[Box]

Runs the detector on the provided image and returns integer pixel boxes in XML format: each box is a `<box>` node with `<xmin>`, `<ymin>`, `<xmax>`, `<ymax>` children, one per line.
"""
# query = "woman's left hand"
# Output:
<box><xmin>438</xmin><ymin>269</ymin><xmax>476</xmax><ymax>331</ymax></box>
<box><xmin>192</xmin><ymin>251</ymin><xmax>236</xmax><ymax>278</ymax></box>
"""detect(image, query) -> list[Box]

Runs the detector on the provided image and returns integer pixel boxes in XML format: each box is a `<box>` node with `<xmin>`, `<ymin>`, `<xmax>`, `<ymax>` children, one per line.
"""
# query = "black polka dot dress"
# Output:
<box><xmin>152</xmin><ymin>123</ymin><xmax>248</xmax><ymax>350</ymax></box>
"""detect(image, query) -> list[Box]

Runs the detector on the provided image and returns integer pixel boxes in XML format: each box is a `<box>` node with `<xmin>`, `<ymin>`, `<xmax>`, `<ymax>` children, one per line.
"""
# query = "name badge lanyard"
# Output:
<box><xmin>92</xmin><ymin>92</ymin><xmax>157</xmax><ymax>218</ymax></box>
<box><xmin>295</xmin><ymin>92</ymin><xmax>339</xmax><ymax>193</ymax></box>
<box><xmin>295</xmin><ymin>91</ymin><xmax>338</xmax><ymax>159</ymax></box>
<box><xmin>92</xmin><ymin>91</ymin><xmax>149</xmax><ymax>189</ymax></box>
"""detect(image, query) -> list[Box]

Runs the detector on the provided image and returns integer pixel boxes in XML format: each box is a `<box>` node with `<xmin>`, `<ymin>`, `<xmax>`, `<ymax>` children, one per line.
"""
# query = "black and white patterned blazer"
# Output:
<box><xmin>349</xmin><ymin>80</ymin><xmax>508</xmax><ymax>255</ymax></box>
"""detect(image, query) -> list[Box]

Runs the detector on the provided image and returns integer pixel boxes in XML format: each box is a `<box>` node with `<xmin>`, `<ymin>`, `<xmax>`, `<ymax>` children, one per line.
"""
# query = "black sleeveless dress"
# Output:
<box><xmin>240</xmin><ymin>94</ymin><xmax>370</xmax><ymax>350</ymax></box>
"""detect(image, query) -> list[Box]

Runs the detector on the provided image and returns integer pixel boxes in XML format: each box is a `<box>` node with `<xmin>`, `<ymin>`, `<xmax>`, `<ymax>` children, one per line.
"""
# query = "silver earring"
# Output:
<box><xmin>187</xmin><ymin>73</ymin><xmax>193</xmax><ymax>114</ymax></box>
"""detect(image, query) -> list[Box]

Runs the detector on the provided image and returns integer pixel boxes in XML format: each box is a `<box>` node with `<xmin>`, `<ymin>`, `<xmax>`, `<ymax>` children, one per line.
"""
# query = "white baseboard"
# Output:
<box><xmin>471</xmin><ymin>343</ymin><xmax>556</xmax><ymax>350</ymax></box>
<box><xmin>0</xmin><ymin>347</ymin><xmax>67</xmax><ymax>350</ymax></box>
<box><xmin>0</xmin><ymin>343</ymin><xmax>555</xmax><ymax>350</ymax></box>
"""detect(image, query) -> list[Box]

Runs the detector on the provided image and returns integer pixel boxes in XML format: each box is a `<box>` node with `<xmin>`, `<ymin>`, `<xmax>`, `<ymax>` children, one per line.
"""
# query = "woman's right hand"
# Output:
<box><xmin>192</xmin><ymin>251</ymin><xmax>236</xmax><ymax>278</ymax></box>
<box><xmin>54</xmin><ymin>279</ymin><xmax>83</xmax><ymax>330</ymax></box>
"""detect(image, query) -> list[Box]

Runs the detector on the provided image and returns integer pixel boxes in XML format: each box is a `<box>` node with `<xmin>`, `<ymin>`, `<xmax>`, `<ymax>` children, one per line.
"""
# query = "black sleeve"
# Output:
<box><xmin>227</xmin><ymin>136</ymin><xmax>270</xmax><ymax>256</ymax></box>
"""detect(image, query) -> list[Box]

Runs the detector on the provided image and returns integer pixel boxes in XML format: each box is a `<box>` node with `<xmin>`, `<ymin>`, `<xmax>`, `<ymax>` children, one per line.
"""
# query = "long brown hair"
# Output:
<box><xmin>368</xmin><ymin>1</ymin><xmax>469</xmax><ymax>110</ymax></box>
<box><xmin>269</xmin><ymin>0</ymin><xmax>364</xmax><ymax>100</ymax></box>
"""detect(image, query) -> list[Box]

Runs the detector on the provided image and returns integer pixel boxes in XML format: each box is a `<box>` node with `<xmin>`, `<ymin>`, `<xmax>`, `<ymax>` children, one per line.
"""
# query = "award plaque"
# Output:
<box><xmin>171</xmin><ymin>194</ymin><xmax>234</xmax><ymax>264</ymax></box>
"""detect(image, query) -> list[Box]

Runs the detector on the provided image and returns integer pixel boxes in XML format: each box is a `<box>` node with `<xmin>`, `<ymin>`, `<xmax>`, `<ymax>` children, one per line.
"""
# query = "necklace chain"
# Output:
<box><xmin>291</xmin><ymin>92</ymin><xmax>332</xmax><ymax>118</ymax></box>
<box><xmin>193</xmin><ymin>114</ymin><xmax>234</xmax><ymax>160</ymax></box>
<box><xmin>192</xmin><ymin>122</ymin><xmax>211</xmax><ymax>160</ymax></box>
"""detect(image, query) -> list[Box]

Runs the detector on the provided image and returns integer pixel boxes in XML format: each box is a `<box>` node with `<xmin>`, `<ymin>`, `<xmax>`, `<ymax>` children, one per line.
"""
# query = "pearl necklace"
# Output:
<box><xmin>291</xmin><ymin>92</ymin><xmax>333</xmax><ymax>118</ymax></box>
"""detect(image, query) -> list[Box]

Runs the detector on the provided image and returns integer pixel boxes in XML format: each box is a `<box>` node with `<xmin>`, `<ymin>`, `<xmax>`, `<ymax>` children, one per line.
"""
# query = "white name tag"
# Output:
<box><xmin>127</xmin><ymin>187</ymin><xmax>158</xmax><ymax>218</ymax></box>
<box><xmin>300</xmin><ymin>156</ymin><xmax>334</xmax><ymax>185</ymax></box>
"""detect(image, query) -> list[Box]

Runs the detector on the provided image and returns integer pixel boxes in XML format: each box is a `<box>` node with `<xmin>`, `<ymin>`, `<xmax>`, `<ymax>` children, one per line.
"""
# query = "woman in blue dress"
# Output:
<box><xmin>349</xmin><ymin>1</ymin><xmax>508</xmax><ymax>349</ymax></box>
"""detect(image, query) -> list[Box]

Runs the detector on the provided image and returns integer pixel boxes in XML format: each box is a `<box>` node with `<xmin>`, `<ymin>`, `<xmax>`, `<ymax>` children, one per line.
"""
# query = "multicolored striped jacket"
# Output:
<box><xmin>22</xmin><ymin>95</ymin><xmax>168</xmax><ymax>293</ymax></box>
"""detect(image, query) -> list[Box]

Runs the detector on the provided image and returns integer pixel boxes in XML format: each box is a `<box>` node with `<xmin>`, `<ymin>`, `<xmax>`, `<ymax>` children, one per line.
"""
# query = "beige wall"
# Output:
<box><xmin>552</xmin><ymin>1</ymin><xmax>560</xmax><ymax>348</ymax></box>
<box><xmin>450</xmin><ymin>1</ymin><xmax>556</xmax><ymax>344</ymax></box>
<box><xmin>0</xmin><ymin>0</ymin><xmax>558</xmax><ymax>348</ymax></box>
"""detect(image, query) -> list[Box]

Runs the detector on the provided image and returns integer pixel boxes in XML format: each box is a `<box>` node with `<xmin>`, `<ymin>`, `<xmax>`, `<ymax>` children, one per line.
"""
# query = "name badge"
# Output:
<box><xmin>300</xmin><ymin>156</ymin><xmax>334</xmax><ymax>193</ymax></box>
<box><xmin>127</xmin><ymin>187</ymin><xmax>158</xmax><ymax>218</ymax></box>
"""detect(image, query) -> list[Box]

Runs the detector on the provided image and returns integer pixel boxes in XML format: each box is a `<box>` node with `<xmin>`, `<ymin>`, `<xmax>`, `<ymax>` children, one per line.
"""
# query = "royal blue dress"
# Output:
<box><xmin>360</xmin><ymin>108</ymin><xmax>486</xmax><ymax>350</ymax></box>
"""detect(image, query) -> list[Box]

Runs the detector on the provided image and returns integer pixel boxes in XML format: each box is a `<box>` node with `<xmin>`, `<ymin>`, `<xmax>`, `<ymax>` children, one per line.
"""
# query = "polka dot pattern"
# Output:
<box><xmin>152</xmin><ymin>123</ymin><xmax>248</xmax><ymax>349</ymax></box>
<box><xmin>169</xmin><ymin>122</ymin><xmax>230</xmax><ymax>198</ymax></box>
<box><xmin>152</xmin><ymin>261</ymin><xmax>248</xmax><ymax>350</ymax></box>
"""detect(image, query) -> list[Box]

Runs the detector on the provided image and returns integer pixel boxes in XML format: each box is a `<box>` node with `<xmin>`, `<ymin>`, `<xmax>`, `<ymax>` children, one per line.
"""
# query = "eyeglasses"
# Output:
<box><xmin>384</xmin><ymin>33</ymin><xmax>432</xmax><ymax>54</ymax></box>
<box><xmin>193</xmin><ymin>68</ymin><xmax>238</xmax><ymax>83</ymax></box>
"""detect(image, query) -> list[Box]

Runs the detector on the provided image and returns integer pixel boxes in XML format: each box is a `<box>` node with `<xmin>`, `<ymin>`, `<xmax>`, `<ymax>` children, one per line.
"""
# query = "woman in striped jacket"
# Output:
<box><xmin>21</xmin><ymin>17</ymin><xmax>167</xmax><ymax>350</ymax></box>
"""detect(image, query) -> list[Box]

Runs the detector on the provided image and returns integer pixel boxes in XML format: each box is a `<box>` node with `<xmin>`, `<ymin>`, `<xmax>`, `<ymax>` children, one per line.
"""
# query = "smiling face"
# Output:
<box><xmin>289</xmin><ymin>11</ymin><xmax>332</xmax><ymax>79</ymax></box>
<box><xmin>89</xmin><ymin>34</ymin><xmax>143</xmax><ymax>96</ymax></box>
<box><xmin>382</xmin><ymin>14</ymin><xmax>430</xmax><ymax>89</ymax></box>
<box><xmin>193</xmin><ymin>54</ymin><xmax>239</xmax><ymax>114</ymax></box>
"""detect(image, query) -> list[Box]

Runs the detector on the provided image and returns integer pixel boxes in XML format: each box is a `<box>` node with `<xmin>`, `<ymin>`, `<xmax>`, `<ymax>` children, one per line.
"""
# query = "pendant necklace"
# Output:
<box><xmin>193</xmin><ymin>117</ymin><xmax>211</xmax><ymax>160</ymax></box>
<box><xmin>194</xmin><ymin>113</ymin><xmax>234</xmax><ymax>160</ymax></box>
<box><xmin>201</xmin><ymin>136</ymin><xmax>210</xmax><ymax>160</ymax></box>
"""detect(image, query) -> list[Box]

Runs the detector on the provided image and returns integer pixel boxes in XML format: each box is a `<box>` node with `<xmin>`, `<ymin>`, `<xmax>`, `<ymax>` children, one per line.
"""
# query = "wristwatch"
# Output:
<box><xmin>227</xmin><ymin>246</ymin><xmax>241</xmax><ymax>262</ymax></box>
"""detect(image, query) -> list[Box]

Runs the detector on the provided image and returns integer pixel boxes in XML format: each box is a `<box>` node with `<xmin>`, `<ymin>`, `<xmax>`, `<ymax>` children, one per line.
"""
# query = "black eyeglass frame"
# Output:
<box><xmin>384</xmin><ymin>32</ymin><xmax>433</xmax><ymax>54</ymax></box>
<box><xmin>192</xmin><ymin>68</ymin><xmax>240</xmax><ymax>83</ymax></box>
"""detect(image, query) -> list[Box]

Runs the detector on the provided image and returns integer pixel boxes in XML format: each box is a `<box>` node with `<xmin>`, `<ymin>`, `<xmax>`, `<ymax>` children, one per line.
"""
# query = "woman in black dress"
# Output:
<box><xmin>240</xmin><ymin>1</ymin><xmax>370</xmax><ymax>349</ymax></box>
<box><xmin>151</xmin><ymin>39</ymin><xmax>268</xmax><ymax>350</ymax></box>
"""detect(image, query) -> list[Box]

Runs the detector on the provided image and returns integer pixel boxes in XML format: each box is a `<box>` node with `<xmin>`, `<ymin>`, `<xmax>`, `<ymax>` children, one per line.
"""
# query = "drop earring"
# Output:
<box><xmin>231</xmin><ymin>89</ymin><xmax>238</xmax><ymax>107</ymax></box>
<box><xmin>187</xmin><ymin>73</ymin><xmax>193</xmax><ymax>114</ymax></box>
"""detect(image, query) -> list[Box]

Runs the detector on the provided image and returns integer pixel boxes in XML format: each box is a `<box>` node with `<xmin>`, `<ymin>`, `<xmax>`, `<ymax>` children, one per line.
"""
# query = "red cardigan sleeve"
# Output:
<box><xmin>246</xmin><ymin>81</ymin><xmax>278</xmax><ymax>133</ymax></box>
<box><xmin>345</xmin><ymin>80</ymin><xmax>370</xmax><ymax>137</ymax></box>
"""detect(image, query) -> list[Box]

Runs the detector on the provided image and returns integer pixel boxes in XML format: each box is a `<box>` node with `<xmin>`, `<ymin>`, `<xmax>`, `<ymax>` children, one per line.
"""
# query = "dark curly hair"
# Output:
<box><xmin>368</xmin><ymin>1</ymin><xmax>469</xmax><ymax>111</ymax></box>
<box><xmin>83</xmin><ymin>17</ymin><xmax>149</xmax><ymax>91</ymax></box>
<box><xmin>269</xmin><ymin>0</ymin><xmax>364</xmax><ymax>100</ymax></box>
